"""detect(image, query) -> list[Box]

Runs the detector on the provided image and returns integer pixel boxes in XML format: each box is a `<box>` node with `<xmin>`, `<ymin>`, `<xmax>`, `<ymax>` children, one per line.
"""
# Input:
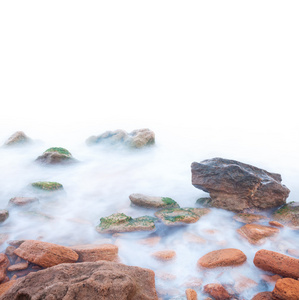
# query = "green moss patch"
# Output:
<box><xmin>45</xmin><ymin>147</ymin><xmax>72</xmax><ymax>156</ymax></box>
<box><xmin>31</xmin><ymin>181</ymin><xmax>63</xmax><ymax>191</ymax></box>
<box><xmin>161</xmin><ymin>197</ymin><xmax>178</xmax><ymax>206</ymax></box>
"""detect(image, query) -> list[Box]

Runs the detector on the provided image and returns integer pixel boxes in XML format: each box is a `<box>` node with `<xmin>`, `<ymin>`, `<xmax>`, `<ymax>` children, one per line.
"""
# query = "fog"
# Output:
<box><xmin>0</xmin><ymin>1</ymin><xmax>298</xmax><ymax>299</ymax></box>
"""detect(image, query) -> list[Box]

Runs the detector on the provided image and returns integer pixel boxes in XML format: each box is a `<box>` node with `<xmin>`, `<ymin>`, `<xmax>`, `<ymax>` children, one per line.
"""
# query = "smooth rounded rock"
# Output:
<box><xmin>203</xmin><ymin>283</ymin><xmax>231</xmax><ymax>300</ymax></box>
<box><xmin>152</xmin><ymin>250</ymin><xmax>176</xmax><ymax>261</ymax></box>
<box><xmin>272</xmin><ymin>278</ymin><xmax>299</xmax><ymax>300</ymax></box>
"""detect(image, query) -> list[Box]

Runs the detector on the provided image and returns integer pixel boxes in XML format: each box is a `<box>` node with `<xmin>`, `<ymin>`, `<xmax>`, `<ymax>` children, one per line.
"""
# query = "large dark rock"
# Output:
<box><xmin>191</xmin><ymin>158</ymin><xmax>290</xmax><ymax>212</ymax></box>
<box><xmin>0</xmin><ymin>261</ymin><xmax>158</xmax><ymax>300</ymax></box>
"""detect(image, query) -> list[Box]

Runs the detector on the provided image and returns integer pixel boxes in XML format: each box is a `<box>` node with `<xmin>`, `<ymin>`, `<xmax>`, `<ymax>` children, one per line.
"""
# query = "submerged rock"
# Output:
<box><xmin>155</xmin><ymin>207</ymin><xmax>210</xmax><ymax>226</ymax></box>
<box><xmin>3</xmin><ymin>131</ymin><xmax>31</xmax><ymax>146</ymax></box>
<box><xmin>151</xmin><ymin>250</ymin><xmax>176</xmax><ymax>261</ymax></box>
<box><xmin>191</xmin><ymin>158</ymin><xmax>290</xmax><ymax>212</ymax></box>
<box><xmin>96</xmin><ymin>213</ymin><xmax>157</xmax><ymax>234</ymax></box>
<box><xmin>35</xmin><ymin>147</ymin><xmax>75</xmax><ymax>165</ymax></box>
<box><xmin>272</xmin><ymin>201</ymin><xmax>299</xmax><ymax>229</ymax></box>
<box><xmin>31</xmin><ymin>181</ymin><xmax>63</xmax><ymax>191</ymax></box>
<box><xmin>86</xmin><ymin>128</ymin><xmax>155</xmax><ymax>148</ymax></box>
<box><xmin>129</xmin><ymin>193</ymin><xmax>179</xmax><ymax>209</ymax></box>
<box><xmin>13</xmin><ymin>240</ymin><xmax>79</xmax><ymax>268</ymax></box>
<box><xmin>0</xmin><ymin>261</ymin><xmax>158</xmax><ymax>300</ymax></box>
<box><xmin>8</xmin><ymin>197</ymin><xmax>39</xmax><ymax>207</ymax></box>
<box><xmin>233</xmin><ymin>213</ymin><xmax>268</xmax><ymax>224</ymax></box>
<box><xmin>0</xmin><ymin>210</ymin><xmax>9</xmax><ymax>223</ymax></box>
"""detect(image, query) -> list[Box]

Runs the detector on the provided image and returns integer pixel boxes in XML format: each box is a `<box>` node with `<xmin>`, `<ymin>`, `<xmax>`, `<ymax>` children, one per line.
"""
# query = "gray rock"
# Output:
<box><xmin>4</xmin><ymin>131</ymin><xmax>31</xmax><ymax>146</ymax></box>
<box><xmin>129</xmin><ymin>193</ymin><xmax>179</xmax><ymax>209</ymax></box>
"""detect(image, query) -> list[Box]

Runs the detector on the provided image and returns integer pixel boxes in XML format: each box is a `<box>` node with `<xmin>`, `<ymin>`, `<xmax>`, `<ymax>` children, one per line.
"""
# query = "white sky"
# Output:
<box><xmin>0</xmin><ymin>1</ymin><xmax>298</xmax><ymax>135</ymax></box>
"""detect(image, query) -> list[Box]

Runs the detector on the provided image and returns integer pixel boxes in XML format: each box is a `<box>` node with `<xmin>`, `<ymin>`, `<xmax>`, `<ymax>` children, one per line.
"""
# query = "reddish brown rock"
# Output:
<box><xmin>139</xmin><ymin>236</ymin><xmax>161</xmax><ymax>246</ymax></box>
<box><xmin>0</xmin><ymin>254</ymin><xmax>10</xmax><ymax>282</ymax></box>
<box><xmin>8</xmin><ymin>197</ymin><xmax>39</xmax><ymax>207</ymax></box>
<box><xmin>185</xmin><ymin>288</ymin><xmax>197</xmax><ymax>300</ymax></box>
<box><xmin>198</xmin><ymin>248</ymin><xmax>246</xmax><ymax>269</ymax></box>
<box><xmin>0</xmin><ymin>280</ymin><xmax>16</xmax><ymax>297</ymax></box>
<box><xmin>233</xmin><ymin>275</ymin><xmax>257</xmax><ymax>293</ymax></box>
<box><xmin>237</xmin><ymin>224</ymin><xmax>279</xmax><ymax>244</ymax></box>
<box><xmin>254</xmin><ymin>249</ymin><xmax>299</xmax><ymax>278</ymax></box>
<box><xmin>0</xmin><ymin>261</ymin><xmax>158</xmax><ymax>300</ymax></box>
<box><xmin>203</xmin><ymin>283</ymin><xmax>231</xmax><ymax>300</ymax></box>
<box><xmin>268</xmin><ymin>221</ymin><xmax>284</xmax><ymax>228</ymax></box>
<box><xmin>70</xmin><ymin>244</ymin><xmax>118</xmax><ymax>262</ymax></box>
<box><xmin>7</xmin><ymin>261</ymin><xmax>28</xmax><ymax>272</ymax></box>
<box><xmin>152</xmin><ymin>250</ymin><xmax>176</xmax><ymax>261</ymax></box>
<box><xmin>272</xmin><ymin>278</ymin><xmax>299</xmax><ymax>300</ymax></box>
<box><xmin>251</xmin><ymin>292</ymin><xmax>273</xmax><ymax>300</ymax></box>
<box><xmin>13</xmin><ymin>240</ymin><xmax>79</xmax><ymax>268</ymax></box>
<box><xmin>233</xmin><ymin>213</ymin><xmax>267</xmax><ymax>224</ymax></box>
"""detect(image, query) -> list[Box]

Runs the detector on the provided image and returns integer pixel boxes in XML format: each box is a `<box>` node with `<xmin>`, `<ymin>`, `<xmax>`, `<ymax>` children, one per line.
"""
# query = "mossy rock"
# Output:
<box><xmin>31</xmin><ymin>181</ymin><xmax>63</xmax><ymax>191</ymax></box>
<box><xmin>96</xmin><ymin>213</ymin><xmax>157</xmax><ymax>234</ymax></box>
<box><xmin>129</xmin><ymin>193</ymin><xmax>179</xmax><ymax>209</ymax></box>
<box><xmin>155</xmin><ymin>207</ymin><xmax>210</xmax><ymax>226</ymax></box>
<box><xmin>196</xmin><ymin>197</ymin><xmax>212</xmax><ymax>207</ymax></box>
<box><xmin>272</xmin><ymin>202</ymin><xmax>299</xmax><ymax>229</ymax></box>
<box><xmin>36</xmin><ymin>147</ymin><xmax>75</xmax><ymax>165</ymax></box>
<box><xmin>45</xmin><ymin>147</ymin><xmax>72</xmax><ymax>157</ymax></box>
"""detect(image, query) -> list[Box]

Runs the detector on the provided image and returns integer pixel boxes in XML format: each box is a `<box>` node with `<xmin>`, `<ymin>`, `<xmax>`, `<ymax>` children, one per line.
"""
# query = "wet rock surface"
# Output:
<box><xmin>35</xmin><ymin>147</ymin><xmax>76</xmax><ymax>165</ymax></box>
<box><xmin>129</xmin><ymin>193</ymin><xmax>179</xmax><ymax>208</ymax></box>
<box><xmin>272</xmin><ymin>201</ymin><xmax>299</xmax><ymax>229</ymax></box>
<box><xmin>8</xmin><ymin>197</ymin><xmax>39</xmax><ymax>207</ymax></box>
<box><xmin>191</xmin><ymin>158</ymin><xmax>290</xmax><ymax>212</ymax></box>
<box><xmin>233</xmin><ymin>213</ymin><xmax>267</xmax><ymax>224</ymax></box>
<box><xmin>0</xmin><ymin>261</ymin><xmax>158</xmax><ymax>300</ymax></box>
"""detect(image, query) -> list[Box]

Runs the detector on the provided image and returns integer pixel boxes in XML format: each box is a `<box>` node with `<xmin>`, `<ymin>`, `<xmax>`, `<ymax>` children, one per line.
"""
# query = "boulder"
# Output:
<box><xmin>8</xmin><ymin>197</ymin><xmax>39</xmax><ymax>207</ymax></box>
<box><xmin>272</xmin><ymin>201</ymin><xmax>299</xmax><ymax>229</ymax></box>
<box><xmin>35</xmin><ymin>147</ymin><xmax>75</xmax><ymax>165</ymax></box>
<box><xmin>151</xmin><ymin>250</ymin><xmax>176</xmax><ymax>261</ymax></box>
<box><xmin>86</xmin><ymin>129</ymin><xmax>128</xmax><ymax>145</ymax></box>
<box><xmin>253</xmin><ymin>249</ymin><xmax>299</xmax><ymax>278</ymax></box>
<box><xmin>155</xmin><ymin>208</ymin><xmax>210</xmax><ymax>226</ymax></box>
<box><xmin>13</xmin><ymin>240</ymin><xmax>79</xmax><ymax>268</ymax></box>
<box><xmin>96</xmin><ymin>213</ymin><xmax>156</xmax><ymax>234</ymax></box>
<box><xmin>185</xmin><ymin>288</ymin><xmax>197</xmax><ymax>300</ymax></box>
<box><xmin>203</xmin><ymin>283</ymin><xmax>231</xmax><ymax>300</ymax></box>
<box><xmin>233</xmin><ymin>213</ymin><xmax>268</xmax><ymax>224</ymax></box>
<box><xmin>70</xmin><ymin>244</ymin><xmax>118</xmax><ymax>262</ymax></box>
<box><xmin>0</xmin><ymin>261</ymin><xmax>158</xmax><ymax>300</ymax></box>
<box><xmin>0</xmin><ymin>211</ymin><xmax>9</xmax><ymax>223</ymax></box>
<box><xmin>237</xmin><ymin>224</ymin><xmax>279</xmax><ymax>245</ymax></box>
<box><xmin>129</xmin><ymin>193</ymin><xmax>179</xmax><ymax>209</ymax></box>
<box><xmin>191</xmin><ymin>158</ymin><xmax>290</xmax><ymax>212</ymax></box>
<box><xmin>198</xmin><ymin>248</ymin><xmax>246</xmax><ymax>269</ymax></box>
<box><xmin>126</xmin><ymin>129</ymin><xmax>155</xmax><ymax>148</ymax></box>
<box><xmin>272</xmin><ymin>278</ymin><xmax>299</xmax><ymax>300</ymax></box>
<box><xmin>3</xmin><ymin>131</ymin><xmax>31</xmax><ymax>146</ymax></box>
<box><xmin>31</xmin><ymin>181</ymin><xmax>63</xmax><ymax>191</ymax></box>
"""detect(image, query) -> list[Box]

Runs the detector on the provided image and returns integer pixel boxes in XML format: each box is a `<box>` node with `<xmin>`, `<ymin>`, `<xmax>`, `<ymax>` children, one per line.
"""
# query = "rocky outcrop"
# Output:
<box><xmin>8</xmin><ymin>197</ymin><xmax>39</xmax><ymax>207</ymax></box>
<box><xmin>0</xmin><ymin>211</ymin><xmax>9</xmax><ymax>223</ymax></box>
<box><xmin>191</xmin><ymin>158</ymin><xmax>290</xmax><ymax>212</ymax></box>
<box><xmin>253</xmin><ymin>249</ymin><xmax>299</xmax><ymax>279</ymax></box>
<box><xmin>203</xmin><ymin>283</ymin><xmax>231</xmax><ymax>300</ymax></box>
<box><xmin>272</xmin><ymin>201</ymin><xmax>299</xmax><ymax>229</ymax></box>
<box><xmin>155</xmin><ymin>208</ymin><xmax>210</xmax><ymax>226</ymax></box>
<box><xmin>3</xmin><ymin>131</ymin><xmax>31</xmax><ymax>146</ymax></box>
<box><xmin>272</xmin><ymin>278</ymin><xmax>299</xmax><ymax>300</ymax></box>
<box><xmin>129</xmin><ymin>193</ymin><xmax>179</xmax><ymax>209</ymax></box>
<box><xmin>86</xmin><ymin>128</ymin><xmax>155</xmax><ymax>148</ymax></box>
<box><xmin>0</xmin><ymin>261</ymin><xmax>158</xmax><ymax>300</ymax></box>
<box><xmin>198</xmin><ymin>248</ymin><xmax>246</xmax><ymax>269</ymax></box>
<box><xmin>237</xmin><ymin>224</ymin><xmax>279</xmax><ymax>245</ymax></box>
<box><xmin>35</xmin><ymin>147</ymin><xmax>76</xmax><ymax>165</ymax></box>
<box><xmin>96</xmin><ymin>213</ymin><xmax>156</xmax><ymax>234</ymax></box>
<box><xmin>13</xmin><ymin>240</ymin><xmax>79</xmax><ymax>268</ymax></box>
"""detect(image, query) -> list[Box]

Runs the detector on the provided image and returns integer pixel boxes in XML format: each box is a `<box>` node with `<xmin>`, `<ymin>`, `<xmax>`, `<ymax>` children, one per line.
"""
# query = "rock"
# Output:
<box><xmin>0</xmin><ymin>280</ymin><xmax>16</xmax><ymax>297</ymax></box>
<box><xmin>139</xmin><ymin>236</ymin><xmax>161</xmax><ymax>246</ymax></box>
<box><xmin>272</xmin><ymin>201</ymin><xmax>299</xmax><ymax>229</ymax></box>
<box><xmin>233</xmin><ymin>275</ymin><xmax>258</xmax><ymax>294</ymax></box>
<box><xmin>191</xmin><ymin>158</ymin><xmax>290</xmax><ymax>212</ymax></box>
<box><xmin>70</xmin><ymin>244</ymin><xmax>118</xmax><ymax>262</ymax></box>
<box><xmin>185</xmin><ymin>288</ymin><xmax>197</xmax><ymax>300</ymax></box>
<box><xmin>155</xmin><ymin>207</ymin><xmax>210</xmax><ymax>226</ymax></box>
<box><xmin>0</xmin><ymin>254</ymin><xmax>10</xmax><ymax>282</ymax></box>
<box><xmin>7</xmin><ymin>241</ymin><xmax>25</xmax><ymax>248</ymax></box>
<box><xmin>96</xmin><ymin>213</ymin><xmax>156</xmax><ymax>234</ymax></box>
<box><xmin>7</xmin><ymin>261</ymin><xmax>28</xmax><ymax>272</ymax></box>
<box><xmin>287</xmin><ymin>248</ymin><xmax>299</xmax><ymax>258</ymax></box>
<box><xmin>233</xmin><ymin>213</ymin><xmax>267</xmax><ymax>224</ymax></box>
<box><xmin>0</xmin><ymin>261</ymin><xmax>158</xmax><ymax>300</ymax></box>
<box><xmin>151</xmin><ymin>250</ymin><xmax>176</xmax><ymax>261</ymax></box>
<box><xmin>0</xmin><ymin>211</ymin><xmax>9</xmax><ymax>223</ymax></box>
<box><xmin>253</xmin><ymin>249</ymin><xmax>299</xmax><ymax>279</ymax></box>
<box><xmin>129</xmin><ymin>193</ymin><xmax>179</xmax><ymax>209</ymax></box>
<box><xmin>251</xmin><ymin>292</ymin><xmax>273</xmax><ymax>300</ymax></box>
<box><xmin>8</xmin><ymin>197</ymin><xmax>39</xmax><ymax>207</ymax></box>
<box><xmin>272</xmin><ymin>278</ymin><xmax>299</xmax><ymax>300</ymax></box>
<box><xmin>261</xmin><ymin>274</ymin><xmax>282</xmax><ymax>283</ymax></box>
<box><xmin>13</xmin><ymin>240</ymin><xmax>79</xmax><ymax>268</ymax></box>
<box><xmin>196</xmin><ymin>197</ymin><xmax>212</xmax><ymax>207</ymax></box>
<box><xmin>183</xmin><ymin>232</ymin><xmax>206</xmax><ymax>244</ymax></box>
<box><xmin>203</xmin><ymin>283</ymin><xmax>231</xmax><ymax>300</ymax></box>
<box><xmin>268</xmin><ymin>220</ymin><xmax>284</xmax><ymax>228</ymax></box>
<box><xmin>198</xmin><ymin>248</ymin><xmax>246</xmax><ymax>269</ymax></box>
<box><xmin>35</xmin><ymin>147</ymin><xmax>76</xmax><ymax>165</ymax></box>
<box><xmin>3</xmin><ymin>131</ymin><xmax>31</xmax><ymax>146</ymax></box>
<box><xmin>86</xmin><ymin>128</ymin><xmax>155</xmax><ymax>148</ymax></box>
<box><xmin>31</xmin><ymin>181</ymin><xmax>63</xmax><ymax>191</ymax></box>
<box><xmin>237</xmin><ymin>224</ymin><xmax>279</xmax><ymax>244</ymax></box>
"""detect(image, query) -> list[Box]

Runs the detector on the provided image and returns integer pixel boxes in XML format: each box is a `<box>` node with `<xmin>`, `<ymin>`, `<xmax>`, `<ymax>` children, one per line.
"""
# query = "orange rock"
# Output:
<box><xmin>203</xmin><ymin>283</ymin><xmax>231</xmax><ymax>300</ymax></box>
<box><xmin>183</xmin><ymin>232</ymin><xmax>206</xmax><ymax>244</ymax></box>
<box><xmin>183</xmin><ymin>277</ymin><xmax>203</xmax><ymax>289</ymax></box>
<box><xmin>7</xmin><ymin>261</ymin><xmax>28</xmax><ymax>272</ymax></box>
<box><xmin>14</xmin><ymin>240</ymin><xmax>79</xmax><ymax>268</ymax></box>
<box><xmin>233</xmin><ymin>213</ymin><xmax>267</xmax><ymax>224</ymax></box>
<box><xmin>272</xmin><ymin>278</ymin><xmax>299</xmax><ymax>300</ymax></box>
<box><xmin>254</xmin><ymin>249</ymin><xmax>299</xmax><ymax>279</ymax></box>
<box><xmin>139</xmin><ymin>236</ymin><xmax>161</xmax><ymax>246</ymax></box>
<box><xmin>234</xmin><ymin>275</ymin><xmax>257</xmax><ymax>293</ymax></box>
<box><xmin>70</xmin><ymin>244</ymin><xmax>118</xmax><ymax>262</ymax></box>
<box><xmin>269</xmin><ymin>221</ymin><xmax>284</xmax><ymax>228</ymax></box>
<box><xmin>251</xmin><ymin>291</ymin><xmax>273</xmax><ymax>300</ymax></box>
<box><xmin>287</xmin><ymin>248</ymin><xmax>299</xmax><ymax>258</ymax></box>
<box><xmin>185</xmin><ymin>288</ymin><xmax>197</xmax><ymax>300</ymax></box>
<box><xmin>0</xmin><ymin>254</ymin><xmax>10</xmax><ymax>282</ymax></box>
<box><xmin>155</xmin><ymin>271</ymin><xmax>176</xmax><ymax>281</ymax></box>
<box><xmin>152</xmin><ymin>250</ymin><xmax>176</xmax><ymax>261</ymax></box>
<box><xmin>198</xmin><ymin>248</ymin><xmax>246</xmax><ymax>268</ymax></box>
<box><xmin>237</xmin><ymin>224</ymin><xmax>279</xmax><ymax>244</ymax></box>
<box><xmin>0</xmin><ymin>280</ymin><xmax>16</xmax><ymax>296</ymax></box>
<box><xmin>261</xmin><ymin>274</ymin><xmax>282</xmax><ymax>283</ymax></box>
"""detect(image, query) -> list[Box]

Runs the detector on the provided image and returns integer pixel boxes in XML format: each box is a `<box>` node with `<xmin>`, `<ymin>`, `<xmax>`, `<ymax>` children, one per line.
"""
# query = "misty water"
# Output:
<box><xmin>0</xmin><ymin>126</ymin><xmax>298</xmax><ymax>299</ymax></box>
